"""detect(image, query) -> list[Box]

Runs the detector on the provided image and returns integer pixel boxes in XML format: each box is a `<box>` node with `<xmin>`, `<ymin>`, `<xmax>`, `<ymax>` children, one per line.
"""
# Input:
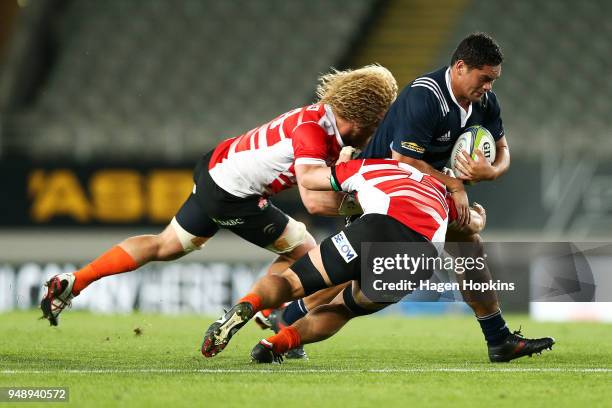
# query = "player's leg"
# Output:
<box><xmin>445</xmin><ymin>204</ymin><xmax>499</xmax><ymax>317</ymax></box>
<box><xmin>201</xmin><ymin>214</ymin><xmax>368</xmax><ymax>357</ymax></box>
<box><xmin>227</xmin><ymin>203</ymin><xmax>346</xmax><ymax>357</ymax></box>
<box><xmin>253</xmin><ymin>208</ymin><xmax>350</xmax><ymax>353</ymax></box>
<box><xmin>40</xmin><ymin>192</ymin><xmax>218</xmax><ymax>326</ymax></box>
<box><xmin>264</xmin><ymin>224</ymin><xmax>347</xmax><ymax>314</ymax></box>
<box><xmin>257</xmin><ymin>228</ymin><xmax>349</xmax><ymax>359</ymax></box>
<box><xmin>200</xmin><ymin>245</ymin><xmax>330</xmax><ymax>357</ymax></box>
<box><xmin>446</xmin><ymin>204</ymin><xmax>554</xmax><ymax>362</ymax></box>
<box><xmin>251</xmin><ymin>281</ymin><xmax>388</xmax><ymax>363</ymax></box>
<box><xmin>201</xmin><ymin>214</ymin><xmax>426</xmax><ymax>358</ymax></box>
<box><xmin>262</xmin><ymin>231</ymin><xmax>347</xmax><ymax>334</ymax></box>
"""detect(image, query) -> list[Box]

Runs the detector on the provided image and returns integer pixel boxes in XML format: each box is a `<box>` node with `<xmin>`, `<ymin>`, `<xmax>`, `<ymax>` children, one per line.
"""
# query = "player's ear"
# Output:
<box><xmin>455</xmin><ymin>60</ymin><xmax>466</xmax><ymax>75</ymax></box>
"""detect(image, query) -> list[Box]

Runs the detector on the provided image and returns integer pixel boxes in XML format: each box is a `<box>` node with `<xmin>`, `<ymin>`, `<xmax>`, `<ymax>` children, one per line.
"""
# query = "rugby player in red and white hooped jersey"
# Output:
<box><xmin>40</xmin><ymin>65</ymin><xmax>399</xmax><ymax>336</ymax></box>
<box><xmin>201</xmin><ymin>158</ymin><xmax>465</xmax><ymax>360</ymax></box>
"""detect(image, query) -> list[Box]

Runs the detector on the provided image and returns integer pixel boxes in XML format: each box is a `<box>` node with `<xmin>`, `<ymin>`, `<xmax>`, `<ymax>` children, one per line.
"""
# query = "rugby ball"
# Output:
<box><xmin>448</xmin><ymin>125</ymin><xmax>496</xmax><ymax>178</ymax></box>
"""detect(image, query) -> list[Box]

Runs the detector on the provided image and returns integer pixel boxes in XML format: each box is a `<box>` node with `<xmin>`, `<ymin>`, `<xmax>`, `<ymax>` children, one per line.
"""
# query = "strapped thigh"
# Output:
<box><xmin>342</xmin><ymin>281</ymin><xmax>390</xmax><ymax>317</ymax></box>
<box><xmin>291</xmin><ymin>253</ymin><xmax>328</xmax><ymax>296</ymax></box>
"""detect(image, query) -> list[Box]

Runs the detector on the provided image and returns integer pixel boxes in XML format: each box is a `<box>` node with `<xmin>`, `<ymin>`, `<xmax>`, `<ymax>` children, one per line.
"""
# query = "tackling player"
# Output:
<box><xmin>359</xmin><ymin>33</ymin><xmax>554</xmax><ymax>362</ymax></box>
<box><xmin>201</xmin><ymin>158</ymin><xmax>528</xmax><ymax>362</ymax></box>
<box><xmin>39</xmin><ymin>65</ymin><xmax>398</xmax><ymax>344</ymax></box>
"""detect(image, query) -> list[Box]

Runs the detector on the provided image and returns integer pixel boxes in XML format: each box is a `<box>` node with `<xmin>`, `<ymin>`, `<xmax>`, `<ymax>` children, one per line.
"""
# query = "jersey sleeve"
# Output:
<box><xmin>391</xmin><ymin>86</ymin><xmax>441</xmax><ymax>159</ymax></box>
<box><xmin>482</xmin><ymin>91</ymin><xmax>505</xmax><ymax>141</ymax></box>
<box><xmin>292</xmin><ymin>122</ymin><xmax>329</xmax><ymax>166</ymax></box>
<box><xmin>331</xmin><ymin>159</ymin><xmax>365</xmax><ymax>192</ymax></box>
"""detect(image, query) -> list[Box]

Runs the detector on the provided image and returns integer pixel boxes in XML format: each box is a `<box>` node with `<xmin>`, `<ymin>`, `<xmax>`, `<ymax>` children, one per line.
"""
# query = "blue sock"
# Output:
<box><xmin>477</xmin><ymin>310</ymin><xmax>511</xmax><ymax>346</ymax></box>
<box><xmin>281</xmin><ymin>299</ymin><xmax>308</xmax><ymax>325</ymax></box>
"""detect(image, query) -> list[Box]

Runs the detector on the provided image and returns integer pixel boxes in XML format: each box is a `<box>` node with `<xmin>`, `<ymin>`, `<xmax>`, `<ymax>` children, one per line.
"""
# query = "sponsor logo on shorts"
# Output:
<box><xmin>331</xmin><ymin>231</ymin><xmax>357</xmax><ymax>263</ymax></box>
<box><xmin>212</xmin><ymin>217</ymin><xmax>245</xmax><ymax>227</ymax></box>
<box><xmin>400</xmin><ymin>141</ymin><xmax>425</xmax><ymax>154</ymax></box>
<box><xmin>263</xmin><ymin>223</ymin><xmax>277</xmax><ymax>235</ymax></box>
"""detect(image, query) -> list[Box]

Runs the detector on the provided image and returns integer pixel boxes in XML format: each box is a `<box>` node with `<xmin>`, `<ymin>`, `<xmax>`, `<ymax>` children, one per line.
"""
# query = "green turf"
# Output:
<box><xmin>0</xmin><ymin>311</ymin><xmax>610</xmax><ymax>407</ymax></box>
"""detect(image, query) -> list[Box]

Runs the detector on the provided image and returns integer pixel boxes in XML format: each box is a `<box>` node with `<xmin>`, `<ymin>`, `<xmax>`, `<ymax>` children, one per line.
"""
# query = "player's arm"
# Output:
<box><xmin>491</xmin><ymin>136</ymin><xmax>510</xmax><ymax>178</ymax></box>
<box><xmin>450</xmin><ymin>203</ymin><xmax>487</xmax><ymax>235</ymax></box>
<box><xmin>294</xmin><ymin>162</ymin><xmax>341</xmax><ymax>216</ymax></box>
<box><xmin>296</xmin><ymin>183</ymin><xmax>345</xmax><ymax>216</ymax></box>
<box><xmin>486</xmin><ymin>136</ymin><xmax>510</xmax><ymax>179</ymax></box>
<box><xmin>292</xmin><ymin>123</ymin><xmax>360</xmax><ymax>216</ymax></box>
<box><xmin>295</xmin><ymin>163</ymin><xmax>333</xmax><ymax>191</ymax></box>
<box><xmin>295</xmin><ymin>163</ymin><xmax>362</xmax><ymax>216</ymax></box>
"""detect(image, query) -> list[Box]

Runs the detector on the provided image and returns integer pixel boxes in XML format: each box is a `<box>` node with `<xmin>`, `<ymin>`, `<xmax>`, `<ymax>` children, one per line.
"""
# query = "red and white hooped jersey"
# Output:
<box><xmin>334</xmin><ymin>159</ymin><xmax>457</xmax><ymax>242</ymax></box>
<box><xmin>208</xmin><ymin>104</ymin><xmax>343</xmax><ymax>198</ymax></box>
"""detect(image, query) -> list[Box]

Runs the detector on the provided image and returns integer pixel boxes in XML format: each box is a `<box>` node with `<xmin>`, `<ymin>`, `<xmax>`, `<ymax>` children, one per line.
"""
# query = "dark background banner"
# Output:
<box><xmin>0</xmin><ymin>160</ymin><xmax>194</xmax><ymax>226</ymax></box>
<box><xmin>2</xmin><ymin>156</ymin><xmax>612</xmax><ymax>234</ymax></box>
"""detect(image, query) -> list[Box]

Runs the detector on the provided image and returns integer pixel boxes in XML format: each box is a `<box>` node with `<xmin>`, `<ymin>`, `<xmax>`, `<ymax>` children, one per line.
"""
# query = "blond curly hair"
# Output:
<box><xmin>316</xmin><ymin>64</ymin><xmax>398</xmax><ymax>129</ymax></box>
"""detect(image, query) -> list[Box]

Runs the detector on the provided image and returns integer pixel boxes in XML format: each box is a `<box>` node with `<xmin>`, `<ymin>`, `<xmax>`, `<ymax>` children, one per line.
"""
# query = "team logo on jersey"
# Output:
<box><xmin>400</xmin><ymin>141</ymin><xmax>425</xmax><ymax>154</ymax></box>
<box><xmin>212</xmin><ymin>217</ymin><xmax>245</xmax><ymax>227</ymax></box>
<box><xmin>331</xmin><ymin>231</ymin><xmax>357</xmax><ymax>263</ymax></box>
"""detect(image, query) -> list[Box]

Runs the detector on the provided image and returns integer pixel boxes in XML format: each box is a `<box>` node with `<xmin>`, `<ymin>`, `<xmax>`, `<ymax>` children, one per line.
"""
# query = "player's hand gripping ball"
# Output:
<box><xmin>448</xmin><ymin>125</ymin><xmax>496</xmax><ymax>181</ymax></box>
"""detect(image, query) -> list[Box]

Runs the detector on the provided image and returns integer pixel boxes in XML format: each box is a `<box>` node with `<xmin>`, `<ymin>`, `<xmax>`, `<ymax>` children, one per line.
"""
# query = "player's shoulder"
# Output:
<box><xmin>400</xmin><ymin>67</ymin><xmax>449</xmax><ymax>115</ymax></box>
<box><xmin>299</xmin><ymin>103</ymin><xmax>327</xmax><ymax>122</ymax></box>
<box><xmin>291</xmin><ymin>103</ymin><xmax>337</xmax><ymax>140</ymax></box>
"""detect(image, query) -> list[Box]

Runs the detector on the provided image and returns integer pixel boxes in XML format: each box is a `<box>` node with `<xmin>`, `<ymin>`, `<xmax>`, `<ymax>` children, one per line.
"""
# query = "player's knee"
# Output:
<box><xmin>276</xmin><ymin>268</ymin><xmax>306</xmax><ymax>298</ymax></box>
<box><xmin>167</xmin><ymin>217</ymin><xmax>209</xmax><ymax>257</ymax></box>
<box><xmin>265</xmin><ymin>217</ymin><xmax>311</xmax><ymax>255</ymax></box>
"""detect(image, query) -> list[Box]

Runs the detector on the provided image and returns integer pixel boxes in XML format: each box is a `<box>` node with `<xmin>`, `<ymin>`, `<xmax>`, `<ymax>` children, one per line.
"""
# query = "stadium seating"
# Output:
<box><xmin>5</xmin><ymin>0</ymin><xmax>611</xmax><ymax>159</ymax></box>
<box><xmin>6</xmin><ymin>0</ymin><xmax>375</xmax><ymax>160</ymax></box>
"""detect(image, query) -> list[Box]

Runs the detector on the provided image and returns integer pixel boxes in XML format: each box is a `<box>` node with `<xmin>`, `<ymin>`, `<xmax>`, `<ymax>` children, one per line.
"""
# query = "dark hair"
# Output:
<box><xmin>450</xmin><ymin>33</ymin><xmax>503</xmax><ymax>68</ymax></box>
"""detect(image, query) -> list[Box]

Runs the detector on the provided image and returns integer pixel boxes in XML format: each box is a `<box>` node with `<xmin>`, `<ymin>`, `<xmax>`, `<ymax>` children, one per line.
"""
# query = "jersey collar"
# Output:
<box><xmin>445</xmin><ymin>67</ymin><xmax>472</xmax><ymax>128</ymax></box>
<box><xmin>324</xmin><ymin>104</ymin><xmax>345</xmax><ymax>147</ymax></box>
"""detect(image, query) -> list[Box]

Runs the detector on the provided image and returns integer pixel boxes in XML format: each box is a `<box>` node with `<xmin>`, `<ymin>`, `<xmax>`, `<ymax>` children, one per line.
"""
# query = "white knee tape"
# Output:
<box><xmin>265</xmin><ymin>217</ymin><xmax>307</xmax><ymax>254</ymax></box>
<box><xmin>170</xmin><ymin>217</ymin><xmax>206</xmax><ymax>252</ymax></box>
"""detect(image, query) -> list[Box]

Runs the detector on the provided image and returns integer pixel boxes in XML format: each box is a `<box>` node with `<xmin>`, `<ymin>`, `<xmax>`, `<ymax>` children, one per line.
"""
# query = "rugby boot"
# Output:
<box><xmin>488</xmin><ymin>328</ymin><xmax>555</xmax><ymax>362</ymax></box>
<box><xmin>251</xmin><ymin>340</ymin><xmax>284</xmax><ymax>364</ymax></box>
<box><xmin>201</xmin><ymin>302</ymin><xmax>254</xmax><ymax>357</ymax></box>
<box><xmin>40</xmin><ymin>273</ymin><xmax>76</xmax><ymax>326</ymax></box>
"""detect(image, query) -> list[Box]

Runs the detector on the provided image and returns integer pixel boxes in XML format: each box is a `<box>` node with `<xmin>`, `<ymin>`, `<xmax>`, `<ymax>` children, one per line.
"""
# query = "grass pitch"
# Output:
<box><xmin>1</xmin><ymin>311</ymin><xmax>610</xmax><ymax>407</ymax></box>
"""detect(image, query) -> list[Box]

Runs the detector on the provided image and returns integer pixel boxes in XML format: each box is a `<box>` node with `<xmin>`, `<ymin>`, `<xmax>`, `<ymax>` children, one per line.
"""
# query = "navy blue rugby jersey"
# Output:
<box><xmin>361</xmin><ymin>66</ymin><xmax>505</xmax><ymax>170</ymax></box>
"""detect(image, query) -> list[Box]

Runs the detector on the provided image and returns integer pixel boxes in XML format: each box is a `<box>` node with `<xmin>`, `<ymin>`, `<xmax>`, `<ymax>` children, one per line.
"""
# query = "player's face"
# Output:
<box><xmin>457</xmin><ymin>63</ymin><xmax>501</xmax><ymax>102</ymax></box>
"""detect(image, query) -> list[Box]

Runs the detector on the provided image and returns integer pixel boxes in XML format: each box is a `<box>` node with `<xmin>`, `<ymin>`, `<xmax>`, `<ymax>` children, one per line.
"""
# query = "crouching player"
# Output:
<box><xmin>39</xmin><ymin>65</ymin><xmax>398</xmax><ymax>335</ymax></box>
<box><xmin>203</xmin><ymin>158</ymin><xmax>553</xmax><ymax>362</ymax></box>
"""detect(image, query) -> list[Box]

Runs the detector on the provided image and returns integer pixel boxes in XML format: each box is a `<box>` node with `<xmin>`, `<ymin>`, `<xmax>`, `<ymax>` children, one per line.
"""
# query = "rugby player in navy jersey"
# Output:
<box><xmin>358</xmin><ymin>33</ymin><xmax>554</xmax><ymax>362</ymax></box>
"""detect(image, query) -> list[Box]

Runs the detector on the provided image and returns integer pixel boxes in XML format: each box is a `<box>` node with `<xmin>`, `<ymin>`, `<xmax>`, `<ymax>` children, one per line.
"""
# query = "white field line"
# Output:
<box><xmin>1</xmin><ymin>368</ymin><xmax>611</xmax><ymax>375</ymax></box>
